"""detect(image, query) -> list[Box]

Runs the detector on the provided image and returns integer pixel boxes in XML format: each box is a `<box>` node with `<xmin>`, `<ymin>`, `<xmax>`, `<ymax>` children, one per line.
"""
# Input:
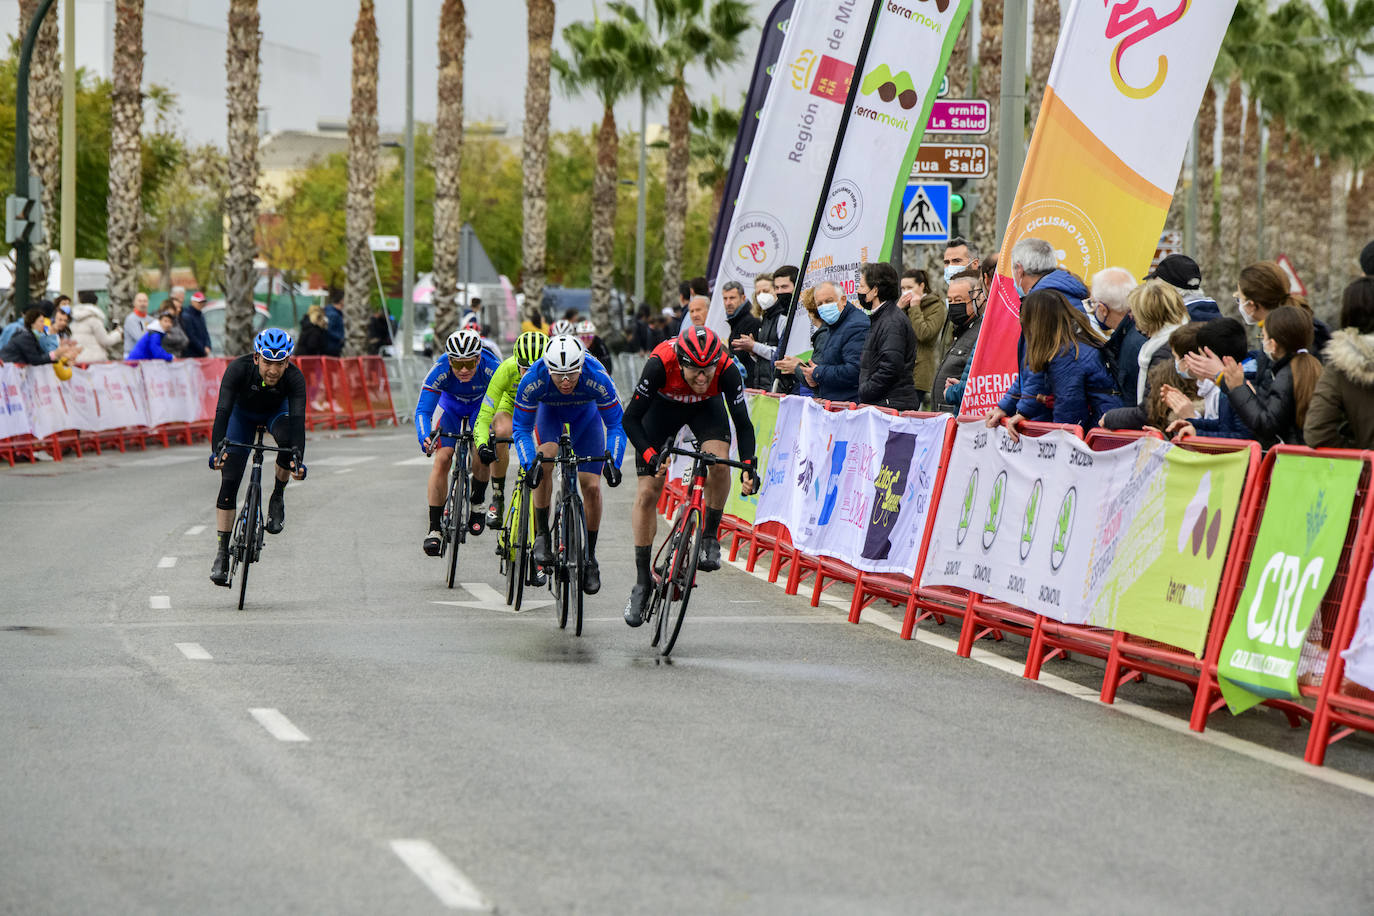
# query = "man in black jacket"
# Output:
<box><xmin>857</xmin><ymin>262</ymin><xmax>920</xmax><ymax>409</ymax></box>
<box><xmin>732</xmin><ymin>265</ymin><xmax>797</xmax><ymax>392</ymax></box>
<box><xmin>721</xmin><ymin>280</ymin><xmax>760</xmax><ymax>383</ymax></box>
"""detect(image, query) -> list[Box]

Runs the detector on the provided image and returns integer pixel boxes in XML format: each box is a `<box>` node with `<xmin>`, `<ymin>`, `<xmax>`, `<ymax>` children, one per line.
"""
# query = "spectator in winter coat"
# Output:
<box><xmin>0</xmin><ymin>308</ymin><xmax>79</xmax><ymax>365</ymax></box>
<box><xmin>69</xmin><ymin>297</ymin><xmax>123</xmax><ymax>362</ymax></box>
<box><xmin>126</xmin><ymin>312</ymin><xmax>177</xmax><ymax>362</ymax></box>
<box><xmin>41</xmin><ymin>302</ymin><xmax>73</xmax><ymax>353</ymax></box>
<box><xmin>937</xmin><ymin>269</ymin><xmax>986</xmax><ymax>407</ymax></box>
<box><xmin>122</xmin><ymin>292</ymin><xmax>150</xmax><ymax>358</ymax></box>
<box><xmin>752</xmin><ymin>274</ymin><xmax>774</xmax><ymax>319</ymax></box>
<box><xmin>790</xmin><ymin>289</ymin><xmax>828</xmax><ymax>396</ymax></box>
<box><xmin>902</xmin><ymin>269</ymin><xmax>946</xmax><ymax>408</ymax></box>
<box><xmin>857</xmin><ymin>262</ymin><xmax>920</xmax><ymax>410</ymax></box>
<box><xmin>732</xmin><ymin>265</ymin><xmax>796</xmax><ymax>392</ymax></box>
<box><xmin>366</xmin><ymin>304</ymin><xmax>395</xmax><ymax>354</ymax></box>
<box><xmin>1147</xmin><ymin>254</ymin><xmax>1222</xmax><ymax>322</ymax></box>
<box><xmin>1129</xmin><ymin>280</ymin><xmax>1190</xmax><ymax>404</ymax></box>
<box><xmin>297</xmin><ymin>305</ymin><xmax>331</xmax><ymax>355</ymax></box>
<box><xmin>1305</xmin><ymin>277</ymin><xmax>1374</xmax><ymax>449</ymax></box>
<box><xmin>160</xmin><ymin>288</ymin><xmax>190</xmax><ymax>357</ymax></box>
<box><xmin>721</xmin><ymin>281</ymin><xmax>761</xmax><ymax>383</ymax></box>
<box><xmin>777</xmin><ymin>281</ymin><xmax>867</xmax><ymax>403</ymax></box>
<box><xmin>180</xmin><ymin>291</ymin><xmax>212</xmax><ymax>357</ymax></box>
<box><xmin>324</xmin><ymin>288</ymin><xmax>346</xmax><ymax>356</ymax></box>
<box><xmin>988</xmin><ymin>290</ymin><xmax>1121</xmax><ymax>437</ymax></box>
<box><xmin>1091</xmin><ymin>267</ymin><xmax>1145</xmax><ymax>404</ymax></box>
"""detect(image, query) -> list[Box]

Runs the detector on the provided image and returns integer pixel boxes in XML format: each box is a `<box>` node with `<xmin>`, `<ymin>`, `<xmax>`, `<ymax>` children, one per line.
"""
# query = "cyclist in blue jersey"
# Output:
<box><xmin>513</xmin><ymin>335</ymin><xmax>626</xmax><ymax>595</ymax></box>
<box><xmin>416</xmin><ymin>329</ymin><xmax>501</xmax><ymax>556</ymax></box>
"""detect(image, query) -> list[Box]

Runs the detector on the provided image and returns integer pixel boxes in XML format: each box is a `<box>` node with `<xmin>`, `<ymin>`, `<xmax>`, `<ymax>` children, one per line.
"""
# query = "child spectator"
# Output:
<box><xmin>126</xmin><ymin>310</ymin><xmax>177</xmax><ymax>362</ymax></box>
<box><xmin>1169</xmin><ymin>317</ymin><xmax>1267</xmax><ymax>442</ymax></box>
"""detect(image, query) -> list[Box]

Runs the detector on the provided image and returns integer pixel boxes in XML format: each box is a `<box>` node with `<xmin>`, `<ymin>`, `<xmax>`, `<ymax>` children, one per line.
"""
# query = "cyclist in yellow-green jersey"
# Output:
<box><xmin>474</xmin><ymin>331</ymin><xmax>549</xmax><ymax>527</ymax></box>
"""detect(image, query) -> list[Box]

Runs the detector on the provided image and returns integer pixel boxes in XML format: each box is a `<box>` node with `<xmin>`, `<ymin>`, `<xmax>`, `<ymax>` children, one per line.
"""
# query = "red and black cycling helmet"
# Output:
<box><xmin>675</xmin><ymin>326</ymin><xmax>724</xmax><ymax>369</ymax></box>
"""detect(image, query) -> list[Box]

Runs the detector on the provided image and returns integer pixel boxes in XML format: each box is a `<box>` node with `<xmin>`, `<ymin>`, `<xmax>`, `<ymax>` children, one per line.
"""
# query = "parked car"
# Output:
<box><xmin>202</xmin><ymin>300</ymin><xmax>272</xmax><ymax>354</ymax></box>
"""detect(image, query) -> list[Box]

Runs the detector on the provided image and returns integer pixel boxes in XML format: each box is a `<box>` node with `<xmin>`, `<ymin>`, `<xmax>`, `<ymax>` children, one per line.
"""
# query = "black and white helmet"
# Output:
<box><xmin>445</xmin><ymin>328</ymin><xmax>483</xmax><ymax>359</ymax></box>
<box><xmin>544</xmin><ymin>335</ymin><xmax>586</xmax><ymax>374</ymax></box>
<box><xmin>550</xmin><ymin>319</ymin><xmax>576</xmax><ymax>338</ymax></box>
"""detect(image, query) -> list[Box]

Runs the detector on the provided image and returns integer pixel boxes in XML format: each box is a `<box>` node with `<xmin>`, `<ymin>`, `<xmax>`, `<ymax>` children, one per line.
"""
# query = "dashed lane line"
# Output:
<box><xmin>393</xmin><ymin>456</ymin><xmax>432</xmax><ymax>467</ymax></box>
<box><xmin>175</xmin><ymin>642</ymin><xmax>212</xmax><ymax>660</ymax></box>
<box><xmin>158</xmin><ymin>556</ymin><xmax>178</xmax><ymax>568</ymax></box>
<box><xmin>185</xmin><ymin>525</ymin><xmax>207</xmax><ymax>536</ymax></box>
<box><xmin>149</xmin><ymin>595</ymin><xmax>171</xmax><ymax>610</ymax></box>
<box><xmin>305</xmin><ymin>455</ymin><xmax>377</xmax><ymax>467</ymax></box>
<box><xmin>249</xmin><ymin>708</ymin><xmax>310</xmax><ymax>743</ymax></box>
<box><xmin>390</xmin><ymin>839</ymin><xmax>493</xmax><ymax>912</ymax></box>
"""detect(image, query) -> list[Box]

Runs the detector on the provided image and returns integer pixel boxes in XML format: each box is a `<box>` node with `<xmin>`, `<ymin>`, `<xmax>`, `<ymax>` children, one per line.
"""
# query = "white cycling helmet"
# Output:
<box><xmin>544</xmin><ymin>335</ymin><xmax>586</xmax><ymax>374</ymax></box>
<box><xmin>576</xmin><ymin>319</ymin><xmax>596</xmax><ymax>337</ymax></box>
<box><xmin>445</xmin><ymin>328</ymin><xmax>483</xmax><ymax>359</ymax></box>
<box><xmin>550</xmin><ymin>319</ymin><xmax>575</xmax><ymax>337</ymax></box>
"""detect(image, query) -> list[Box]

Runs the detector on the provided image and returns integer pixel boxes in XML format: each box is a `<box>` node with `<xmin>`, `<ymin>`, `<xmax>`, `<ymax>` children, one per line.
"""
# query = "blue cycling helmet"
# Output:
<box><xmin>254</xmin><ymin>328</ymin><xmax>295</xmax><ymax>361</ymax></box>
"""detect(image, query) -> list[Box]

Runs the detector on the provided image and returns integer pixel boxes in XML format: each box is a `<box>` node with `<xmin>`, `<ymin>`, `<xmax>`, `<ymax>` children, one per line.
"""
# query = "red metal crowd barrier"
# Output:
<box><xmin>704</xmin><ymin>396</ymin><xmax>1374</xmax><ymax>768</ymax></box>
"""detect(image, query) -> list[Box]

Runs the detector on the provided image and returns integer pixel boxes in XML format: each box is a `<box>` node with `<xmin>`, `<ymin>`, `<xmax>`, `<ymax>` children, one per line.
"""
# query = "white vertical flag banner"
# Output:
<box><xmin>801</xmin><ymin>0</ymin><xmax>972</xmax><ymax>308</ymax></box>
<box><xmin>706</xmin><ymin>0</ymin><xmax>879</xmax><ymax>344</ymax></box>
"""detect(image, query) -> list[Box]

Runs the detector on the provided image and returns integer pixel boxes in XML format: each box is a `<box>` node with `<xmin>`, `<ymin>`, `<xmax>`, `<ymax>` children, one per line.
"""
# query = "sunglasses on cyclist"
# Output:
<box><xmin>449</xmin><ymin>357</ymin><xmax>479</xmax><ymax>372</ymax></box>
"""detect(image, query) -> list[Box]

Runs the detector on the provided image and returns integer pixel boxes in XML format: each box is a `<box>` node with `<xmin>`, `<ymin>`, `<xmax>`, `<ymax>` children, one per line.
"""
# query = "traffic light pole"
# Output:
<box><xmin>14</xmin><ymin>0</ymin><xmax>58</xmax><ymax>313</ymax></box>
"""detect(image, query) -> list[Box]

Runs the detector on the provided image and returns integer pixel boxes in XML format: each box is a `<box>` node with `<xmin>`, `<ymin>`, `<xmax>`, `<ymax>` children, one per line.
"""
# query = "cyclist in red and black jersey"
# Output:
<box><xmin>623</xmin><ymin>327</ymin><xmax>759</xmax><ymax>626</ymax></box>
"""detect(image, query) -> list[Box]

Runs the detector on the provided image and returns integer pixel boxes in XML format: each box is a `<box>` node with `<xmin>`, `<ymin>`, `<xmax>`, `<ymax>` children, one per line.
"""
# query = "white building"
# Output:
<box><xmin>2</xmin><ymin>0</ymin><xmax>322</xmax><ymax>144</ymax></box>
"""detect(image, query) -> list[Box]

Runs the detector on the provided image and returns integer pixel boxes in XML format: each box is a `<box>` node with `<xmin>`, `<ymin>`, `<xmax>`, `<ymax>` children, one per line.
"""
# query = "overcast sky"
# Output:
<box><xmin>269</xmin><ymin>0</ymin><xmax>768</xmax><ymax>136</ymax></box>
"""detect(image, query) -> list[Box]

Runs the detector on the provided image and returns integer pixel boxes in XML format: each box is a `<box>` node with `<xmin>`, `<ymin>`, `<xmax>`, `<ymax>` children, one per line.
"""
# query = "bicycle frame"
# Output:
<box><xmin>428</xmin><ymin>418</ymin><xmax>475</xmax><ymax>588</ymax></box>
<box><xmin>536</xmin><ymin>432</ymin><xmax>613</xmax><ymax>635</ymax></box>
<box><xmin>220</xmin><ymin>427</ymin><xmax>304</xmax><ymax>609</ymax></box>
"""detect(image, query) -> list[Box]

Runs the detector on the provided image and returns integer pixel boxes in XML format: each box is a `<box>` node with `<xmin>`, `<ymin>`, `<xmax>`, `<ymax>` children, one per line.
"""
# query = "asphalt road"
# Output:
<box><xmin>3</xmin><ymin>428</ymin><xmax>1374</xmax><ymax>915</ymax></box>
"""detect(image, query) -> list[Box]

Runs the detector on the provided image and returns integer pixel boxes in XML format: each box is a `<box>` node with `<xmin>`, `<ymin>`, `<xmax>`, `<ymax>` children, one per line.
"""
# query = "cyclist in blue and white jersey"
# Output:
<box><xmin>415</xmin><ymin>328</ymin><xmax>500</xmax><ymax>556</ymax></box>
<box><xmin>513</xmin><ymin>335</ymin><xmax>626</xmax><ymax>595</ymax></box>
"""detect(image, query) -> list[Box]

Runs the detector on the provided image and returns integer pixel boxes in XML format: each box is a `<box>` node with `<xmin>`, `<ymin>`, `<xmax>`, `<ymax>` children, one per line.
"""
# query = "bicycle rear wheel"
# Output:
<box><xmin>445</xmin><ymin>448</ymin><xmax>468</xmax><ymax>589</ymax></box>
<box><xmin>660</xmin><ymin>506</ymin><xmax>702</xmax><ymax>656</ymax></box>
<box><xmin>237</xmin><ymin>489</ymin><xmax>260</xmax><ymax>611</ymax></box>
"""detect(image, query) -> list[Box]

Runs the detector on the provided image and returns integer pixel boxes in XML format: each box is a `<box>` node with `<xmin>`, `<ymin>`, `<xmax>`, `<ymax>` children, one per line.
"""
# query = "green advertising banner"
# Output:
<box><xmin>1092</xmin><ymin>443</ymin><xmax>1250</xmax><ymax>656</ymax></box>
<box><xmin>725</xmin><ymin>394</ymin><xmax>777</xmax><ymax>524</ymax></box>
<box><xmin>1217</xmin><ymin>453</ymin><xmax>1362</xmax><ymax>713</ymax></box>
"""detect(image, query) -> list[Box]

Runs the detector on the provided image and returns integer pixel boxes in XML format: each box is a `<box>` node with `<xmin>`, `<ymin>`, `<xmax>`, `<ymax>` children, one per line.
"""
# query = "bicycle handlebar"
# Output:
<box><xmin>663</xmin><ymin>445</ymin><xmax>755</xmax><ymax>474</ymax></box>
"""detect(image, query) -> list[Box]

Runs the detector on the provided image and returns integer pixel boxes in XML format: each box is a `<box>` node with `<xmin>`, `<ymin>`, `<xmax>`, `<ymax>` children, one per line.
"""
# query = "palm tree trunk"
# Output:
<box><xmin>432</xmin><ymin>0</ymin><xmax>466</xmax><ymax>343</ymax></box>
<box><xmin>522</xmin><ymin>0</ymin><xmax>554</xmax><ymax>312</ymax></box>
<box><xmin>344</xmin><ymin>0</ymin><xmax>379</xmax><ymax>356</ymax></box>
<box><xmin>590</xmin><ymin>106</ymin><xmax>618</xmax><ymax>333</ymax></box>
<box><xmin>224</xmin><ymin>0</ymin><xmax>261</xmax><ymax>355</ymax></box>
<box><xmin>1217</xmin><ymin>79</ymin><xmax>1244</xmax><ymax>302</ymax></box>
<box><xmin>107</xmin><ymin>0</ymin><xmax>144</xmax><ymax>326</ymax></box>
<box><xmin>662</xmin><ymin>78</ymin><xmax>690</xmax><ymax>307</ymax></box>
<box><xmin>20</xmin><ymin>0</ymin><xmax>60</xmax><ymax>298</ymax></box>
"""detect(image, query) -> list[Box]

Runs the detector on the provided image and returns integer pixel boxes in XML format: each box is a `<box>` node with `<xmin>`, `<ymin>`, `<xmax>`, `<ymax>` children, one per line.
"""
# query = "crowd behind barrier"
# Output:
<box><xmin>659</xmin><ymin>389</ymin><xmax>1374</xmax><ymax>768</ymax></box>
<box><xmin>0</xmin><ymin>355</ymin><xmax>397</xmax><ymax>465</ymax></box>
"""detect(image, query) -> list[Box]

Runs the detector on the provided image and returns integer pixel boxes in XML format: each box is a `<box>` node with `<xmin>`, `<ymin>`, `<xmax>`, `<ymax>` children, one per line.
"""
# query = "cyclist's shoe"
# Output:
<box><xmin>210</xmin><ymin>547</ymin><xmax>231</xmax><ymax>587</ymax></box>
<box><xmin>532</xmin><ymin>534</ymin><xmax>553</xmax><ymax>566</ymax></box>
<box><xmin>265</xmin><ymin>489</ymin><xmax>285</xmax><ymax>534</ymax></box>
<box><xmin>624</xmin><ymin>583</ymin><xmax>650</xmax><ymax>627</ymax></box>
<box><xmin>582</xmin><ymin>558</ymin><xmax>601</xmax><ymax>595</ymax></box>
<box><xmin>467</xmin><ymin>506</ymin><xmax>487</xmax><ymax>536</ymax></box>
<box><xmin>697</xmin><ymin>535</ymin><xmax>722</xmax><ymax>572</ymax></box>
<box><xmin>423</xmin><ymin>529</ymin><xmax>443</xmax><ymax>556</ymax></box>
<box><xmin>528</xmin><ymin>566</ymin><xmax>548</xmax><ymax>587</ymax></box>
<box><xmin>486</xmin><ymin>493</ymin><xmax>505</xmax><ymax>530</ymax></box>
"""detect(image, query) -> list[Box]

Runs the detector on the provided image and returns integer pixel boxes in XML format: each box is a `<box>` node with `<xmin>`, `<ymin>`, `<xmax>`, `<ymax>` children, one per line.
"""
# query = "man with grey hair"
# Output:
<box><xmin>942</xmin><ymin>236</ymin><xmax>980</xmax><ymax>285</ymax></box>
<box><xmin>1091</xmin><ymin>267</ymin><xmax>1146</xmax><ymax>405</ymax></box>
<box><xmin>161</xmin><ymin>285</ymin><xmax>190</xmax><ymax>357</ymax></box>
<box><xmin>775</xmin><ymin>279</ymin><xmax>868</xmax><ymax>402</ymax></box>
<box><xmin>687</xmin><ymin>295</ymin><xmax>711</xmax><ymax>329</ymax></box>
<box><xmin>720</xmin><ymin>279</ymin><xmax>761</xmax><ymax>381</ymax></box>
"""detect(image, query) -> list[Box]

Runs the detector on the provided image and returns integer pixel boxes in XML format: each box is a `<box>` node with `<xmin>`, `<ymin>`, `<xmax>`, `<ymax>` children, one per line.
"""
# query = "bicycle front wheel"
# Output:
<box><xmin>660</xmin><ymin>506</ymin><xmax>702</xmax><ymax>655</ymax></box>
<box><xmin>553</xmin><ymin>506</ymin><xmax>570</xmax><ymax>630</ymax></box>
<box><xmin>445</xmin><ymin>452</ymin><xmax>468</xmax><ymax>590</ymax></box>
<box><xmin>569</xmin><ymin>502</ymin><xmax>586</xmax><ymax>637</ymax></box>
<box><xmin>237</xmin><ymin>491</ymin><xmax>260</xmax><ymax>611</ymax></box>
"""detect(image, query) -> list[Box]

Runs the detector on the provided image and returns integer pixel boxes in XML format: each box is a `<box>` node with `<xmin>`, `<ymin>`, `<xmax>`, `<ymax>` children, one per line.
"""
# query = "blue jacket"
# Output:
<box><xmin>1184</xmin><ymin>297</ymin><xmax>1222</xmax><ymax>322</ymax></box>
<box><xmin>997</xmin><ymin>270</ymin><xmax>1093</xmax><ymax>418</ymax></box>
<box><xmin>180</xmin><ymin>306</ymin><xmax>212</xmax><ymax>357</ymax></box>
<box><xmin>324</xmin><ymin>304</ymin><xmax>345</xmax><ymax>356</ymax></box>
<box><xmin>1103</xmin><ymin>313</ymin><xmax>1148</xmax><ymax>408</ymax></box>
<box><xmin>1191</xmin><ymin>391</ymin><xmax>1255</xmax><ymax>440</ymax></box>
<box><xmin>1021</xmin><ymin>342</ymin><xmax>1123</xmax><ymax>430</ymax></box>
<box><xmin>0</xmin><ymin>319</ymin><xmax>23</xmax><ymax>351</ymax></box>
<box><xmin>809</xmin><ymin>304</ymin><xmax>869</xmax><ymax>402</ymax></box>
<box><xmin>126</xmin><ymin>329</ymin><xmax>175</xmax><ymax>361</ymax></box>
<box><xmin>414</xmin><ymin>350</ymin><xmax>501</xmax><ymax>445</ymax></box>
<box><xmin>512</xmin><ymin>355</ymin><xmax>626</xmax><ymax>470</ymax></box>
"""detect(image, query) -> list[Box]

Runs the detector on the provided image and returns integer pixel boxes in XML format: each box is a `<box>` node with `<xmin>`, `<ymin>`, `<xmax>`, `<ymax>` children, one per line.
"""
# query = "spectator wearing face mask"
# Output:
<box><xmin>857</xmin><ymin>262</ymin><xmax>921</xmax><ymax>410</ymax></box>
<box><xmin>1090</xmin><ymin>267</ymin><xmax>1144</xmax><ymax>405</ymax></box>
<box><xmin>774</xmin><ymin>288</ymin><xmax>823</xmax><ymax>395</ymax></box>
<box><xmin>941</xmin><ymin>237</ymin><xmax>980</xmax><ymax>288</ymax></box>
<box><xmin>731</xmin><ymin>265</ymin><xmax>797</xmax><ymax>391</ymax></box>
<box><xmin>775</xmin><ymin>280</ymin><xmax>868</xmax><ymax>403</ymax></box>
<box><xmin>752</xmin><ymin>274</ymin><xmax>774</xmax><ymax>319</ymax></box>
<box><xmin>900</xmin><ymin>268</ymin><xmax>944</xmax><ymax>408</ymax></box>
<box><xmin>936</xmin><ymin>269</ymin><xmax>985</xmax><ymax>408</ymax></box>
<box><xmin>1304</xmin><ymin>277</ymin><xmax>1374</xmax><ymax>449</ymax></box>
<box><xmin>1234</xmin><ymin>261</ymin><xmax>1330</xmax><ymax>368</ymax></box>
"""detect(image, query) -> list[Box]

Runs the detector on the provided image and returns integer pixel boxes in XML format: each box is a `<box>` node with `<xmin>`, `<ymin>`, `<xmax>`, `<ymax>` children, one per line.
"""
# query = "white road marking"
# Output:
<box><xmin>149</xmin><ymin>595</ymin><xmax>171</xmax><ymax>610</ymax></box>
<box><xmin>333</xmin><ymin>468</ymin><xmax>356</xmax><ymax>475</ymax></box>
<box><xmin>122</xmin><ymin>454</ymin><xmax>201</xmax><ymax>467</ymax></box>
<box><xmin>185</xmin><ymin>525</ymin><xmax>207</xmax><ymax>536</ymax></box>
<box><xmin>175</xmin><ymin>642</ymin><xmax>212</xmax><ymax>660</ymax></box>
<box><xmin>249</xmin><ymin>708</ymin><xmax>310</xmax><ymax>742</ymax></box>
<box><xmin>390</xmin><ymin>839</ymin><xmax>493</xmax><ymax>912</ymax></box>
<box><xmin>729</xmin><ymin>599</ymin><xmax>762</xmax><ymax>604</ymax></box>
<box><xmin>307</xmin><ymin>455</ymin><xmax>377</xmax><ymax>467</ymax></box>
<box><xmin>432</xmin><ymin>582</ymin><xmax>552</xmax><ymax>612</ymax></box>
<box><xmin>158</xmin><ymin>556</ymin><xmax>178</xmax><ymax>568</ymax></box>
<box><xmin>394</xmin><ymin>456</ymin><xmax>433</xmax><ymax>466</ymax></box>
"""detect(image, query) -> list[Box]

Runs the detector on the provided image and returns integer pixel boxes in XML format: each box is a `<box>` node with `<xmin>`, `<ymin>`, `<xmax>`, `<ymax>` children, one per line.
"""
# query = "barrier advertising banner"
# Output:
<box><xmin>959</xmin><ymin>0</ymin><xmax>1237</xmax><ymax>414</ymax></box>
<box><xmin>755</xmin><ymin>397</ymin><xmax>946</xmax><ymax>574</ymax></box>
<box><xmin>922</xmin><ymin>423</ymin><xmax>1246</xmax><ymax>653</ymax></box>
<box><xmin>1339</xmin><ymin>563</ymin><xmax>1374</xmax><ymax>695</ymax></box>
<box><xmin>0</xmin><ymin>363</ymin><xmax>32</xmax><ymax>439</ymax></box>
<box><xmin>22</xmin><ymin>366</ymin><xmax>70</xmax><ymax>439</ymax></box>
<box><xmin>706</xmin><ymin>0</ymin><xmax>879</xmax><ymax>352</ymax></box>
<box><xmin>1217</xmin><ymin>454</ymin><xmax>1362</xmax><ymax>713</ymax></box>
<box><xmin>802</xmin><ymin>0</ymin><xmax>971</xmax><ymax>297</ymax></box>
<box><xmin>88</xmin><ymin>363</ymin><xmax>148</xmax><ymax>430</ymax></box>
<box><xmin>725</xmin><ymin>393</ymin><xmax>780</xmax><ymax>524</ymax></box>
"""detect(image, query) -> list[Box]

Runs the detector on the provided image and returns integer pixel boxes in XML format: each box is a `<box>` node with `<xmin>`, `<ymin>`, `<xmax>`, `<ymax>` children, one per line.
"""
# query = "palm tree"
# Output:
<box><xmin>552</xmin><ymin>9</ymin><xmax>658</xmax><ymax>331</ymax></box>
<box><xmin>636</xmin><ymin>0</ymin><xmax>750</xmax><ymax>308</ymax></box>
<box><xmin>344</xmin><ymin>0</ymin><xmax>379</xmax><ymax>355</ymax></box>
<box><xmin>432</xmin><ymin>0</ymin><xmax>466</xmax><ymax>342</ymax></box>
<box><xmin>224</xmin><ymin>0</ymin><xmax>261</xmax><ymax>355</ymax></box>
<box><xmin>19</xmin><ymin>0</ymin><xmax>60</xmax><ymax>300</ymax></box>
<box><xmin>522</xmin><ymin>0</ymin><xmax>555</xmax><ymax>314</ymax></box>
<box><xmin>688</xmin><ymin>97</ymin><xmax>740</xmax><ymax>238</ymax></box>
<box><xmin>106</xmin><ymin>0</ymin><xmax>144</xmax><ymax>325</ymax></box>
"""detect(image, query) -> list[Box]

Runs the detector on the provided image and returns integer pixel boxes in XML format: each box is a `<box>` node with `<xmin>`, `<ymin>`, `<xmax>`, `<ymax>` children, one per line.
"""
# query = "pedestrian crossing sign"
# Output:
<box><xmin>901</xmin><ymin>181</ymin><xmax>950</xmax><ymax>243</ymax></box>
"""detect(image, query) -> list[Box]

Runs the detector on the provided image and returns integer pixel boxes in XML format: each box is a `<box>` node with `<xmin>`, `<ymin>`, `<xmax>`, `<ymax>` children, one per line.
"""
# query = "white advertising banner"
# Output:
<box><xmin>755</xmin><ymin>396</ymin><xmax>948</xmax><ymax>574</ymax></box>
<box><xmin>87</xmin><ymin>363</ymin><xmax>149</xmax><ymax>430</ymax></box>
<box><xmin>0</xmin><ymin>363</ymin><xmax>32</xmax><ymax>439</ymax></box>
<box><xmin>21</xmin><ymin>365</ymin><xmax>71</xmax><ymax>439</ymax></box>
<box><xmin>63</xmin><ymin>369</ymin><xmax>102</xmax><ymax>432</ymax></box>
<box><xmin>706</xmin><ymin>0</ymin><xmax>879</xmax><ymax>356</ymax></box>
<box><xmin>803</xmin><ymin>0</ymin><xmax>971</xmax><ymax>296</ymax></box>
<box><xmin>140</xmin><ymin>360</ymin><xmax>203</xmax><ymax>426</ymax></box>
<box><xmin>1340</xmin><ymin>566</ymin><xmax>1374</xmax><ymax>694</ymax></box>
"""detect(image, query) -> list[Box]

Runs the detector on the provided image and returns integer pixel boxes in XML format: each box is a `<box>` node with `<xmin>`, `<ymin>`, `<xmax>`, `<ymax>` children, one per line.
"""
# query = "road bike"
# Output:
<box><xmin>536</xmin><ymin>432</ymin><xmax>614</xmax><ymax>636</ymax></box>
<box><xmin>220</xmin><ymin>427</ymin><xmax>306</xmax><ymax>610</ymax></box>
<box><xmin>490</xmin><ymin>437</ymin><xmax>542</xmax><ymax>610</ymax></box>
<box><xmin>644</xmin><ymin>442</ymin><xmax>753</xmax><ymax>656</ymax></box>
<box><xmin>426</xmin><ymin>419</ymin><xmax>478</xmax><ymax>589</ymax></box>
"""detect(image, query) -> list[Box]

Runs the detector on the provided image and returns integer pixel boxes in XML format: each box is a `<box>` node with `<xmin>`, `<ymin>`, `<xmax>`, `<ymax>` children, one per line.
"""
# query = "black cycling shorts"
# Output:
<box><xmin>634</xmin><ymin>398</ymin><xmax>732</xmax><ymax>477</ymax></box>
